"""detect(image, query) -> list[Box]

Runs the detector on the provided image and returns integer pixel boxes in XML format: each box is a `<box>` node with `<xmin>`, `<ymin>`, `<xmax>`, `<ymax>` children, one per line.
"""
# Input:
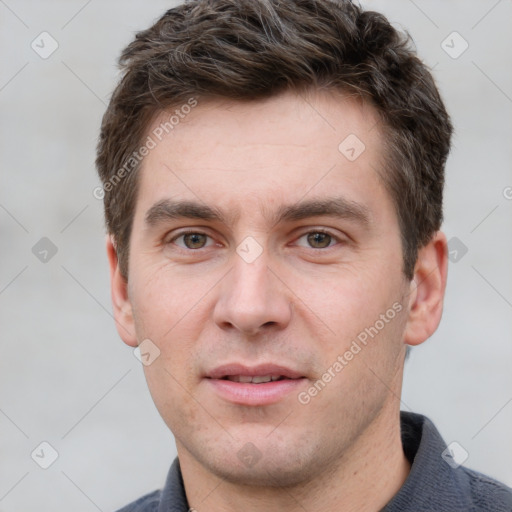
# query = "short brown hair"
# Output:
<box><xmin>96</xmin><ymin>0</ymin><xmax>452</xmax><ymax>280</ymax></box>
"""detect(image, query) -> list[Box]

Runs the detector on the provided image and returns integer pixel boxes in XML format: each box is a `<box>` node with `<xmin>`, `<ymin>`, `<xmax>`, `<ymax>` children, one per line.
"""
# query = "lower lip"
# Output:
<box><xmin>206</xmin><ymin>378</ymin><xmax>306</xmax><ymax>406</ymax></box>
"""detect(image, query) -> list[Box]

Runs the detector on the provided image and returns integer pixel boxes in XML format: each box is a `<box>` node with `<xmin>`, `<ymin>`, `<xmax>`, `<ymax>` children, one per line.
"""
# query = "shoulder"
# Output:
<box><xmin>391</xmin><ymin>412</ymin><xmax>512</xmax><ymax>512</ymax></box>
<box><xmin>114</xmin><ymin>489</ymin><xmax>162</xmax><ymax>512</ymax></box>
<box><xmin>462</xmin><ymin>467</ymin><xmax>512</xmax><ymax>512</ymax></box>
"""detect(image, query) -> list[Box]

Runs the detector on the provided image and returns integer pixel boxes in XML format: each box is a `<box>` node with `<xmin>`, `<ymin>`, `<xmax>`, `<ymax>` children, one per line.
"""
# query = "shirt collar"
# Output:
<box><xmin>381</xmin><ymin>411</ymin><xmax>473</xmax><ymax>511</ymax></box>
<box><xmin>158</xmin><ymin>412</ymin><xmax>473</xmax><ymax>512</ymax></box>
<box><xmin>158</xmin><ymin>457</ymin><xmax>189</xmax><ymax>512</ymax></box>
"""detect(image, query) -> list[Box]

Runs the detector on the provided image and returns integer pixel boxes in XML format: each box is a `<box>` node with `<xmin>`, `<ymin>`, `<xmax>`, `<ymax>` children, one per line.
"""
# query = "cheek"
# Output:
<box><xmin>129</xmin><ymin>263</ymin><xmax>212</xmax><ymax>339</ymax></box>
<box><xmin>310</xmin><ymin>269</ymin><xmax>408</xmax><ymax>377</ymax></box>
<box><xmin>129</xmin><ymin>271</ymin><xmax>211</xmax><ymax>406</ymax></box>
<box><xmin>308</xmin><ymin>267</ymin><xmax>400</xmax><ymax>331</ymax></box>
<box><xmin>143</xmin><ymin>362</ymin><xmax>203</xmax><ymax>434</ymax></box>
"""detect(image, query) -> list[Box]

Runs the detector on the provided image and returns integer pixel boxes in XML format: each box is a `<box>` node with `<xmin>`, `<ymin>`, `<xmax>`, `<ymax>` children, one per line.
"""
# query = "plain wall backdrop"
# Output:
<box><xmin>1</xmin><ymin>0</ymin><xmax>511</xmax><ymax>510</ymax></box>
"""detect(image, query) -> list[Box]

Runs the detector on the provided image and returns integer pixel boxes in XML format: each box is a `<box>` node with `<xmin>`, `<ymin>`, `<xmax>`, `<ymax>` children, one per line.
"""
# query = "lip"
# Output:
<box><xmin>204</xmin><ymin>363</ymin><xmax>307</xmax><ymax>406</ymax></box>
<box><xmin>206</xmin><ymin>363</ymin><xmax>305</xmax><ymax>380</ymax></box>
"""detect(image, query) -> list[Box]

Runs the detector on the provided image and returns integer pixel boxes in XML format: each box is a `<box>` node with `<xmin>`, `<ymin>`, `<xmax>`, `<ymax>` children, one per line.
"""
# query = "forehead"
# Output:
<box><xmin>135</xmin><ymin>89</ymin><xmax>388</xmax><ymax>223</ymax></box>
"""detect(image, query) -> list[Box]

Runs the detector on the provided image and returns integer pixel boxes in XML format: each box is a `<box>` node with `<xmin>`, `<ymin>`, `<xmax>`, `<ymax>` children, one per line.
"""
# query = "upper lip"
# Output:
<box><xmin>206</xmin><ymin>363</ymin><xmax>305</xmax><ymax>380</ymax></box>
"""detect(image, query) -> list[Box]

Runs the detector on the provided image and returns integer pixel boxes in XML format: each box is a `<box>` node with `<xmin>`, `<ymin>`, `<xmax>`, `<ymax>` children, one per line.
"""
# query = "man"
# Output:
<box><xmin>96</xmin><ymin>0</ymin><xmax>512</xmax><ymax>510</ymax></box>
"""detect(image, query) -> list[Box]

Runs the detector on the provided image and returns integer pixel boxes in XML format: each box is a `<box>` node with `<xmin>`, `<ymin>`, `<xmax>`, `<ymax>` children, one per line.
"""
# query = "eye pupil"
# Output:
<box><xmin>184</xmin><ymin>233</ymin><xmax>207</xmax><ymax>249</ymax></box>
<box><xmin>307</xmin><ymin>232</ymin><xmax>331</xmax><ymax>248</ymax></box>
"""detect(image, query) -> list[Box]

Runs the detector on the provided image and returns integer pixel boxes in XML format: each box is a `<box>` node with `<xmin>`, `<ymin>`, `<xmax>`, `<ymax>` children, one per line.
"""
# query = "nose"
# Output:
<box><xmin>213</xmin><ymin>250</ymin><xmax>292</xmax><ymax>336</ymax></box>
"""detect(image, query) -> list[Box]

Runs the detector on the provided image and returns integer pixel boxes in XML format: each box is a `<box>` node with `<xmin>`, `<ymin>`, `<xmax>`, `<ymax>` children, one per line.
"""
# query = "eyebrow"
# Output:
<box><xmin>144</xmin><ymin>197</ymin><xmax>371</xmax><ymax>229</ymax></box>
<box><xmin>274</xmin><ymin>197</ymin><xmax>370</xmax><ymax>226</ymax></box>
<box><xmin>145</xmin><ymin>200</ymin><xmax>223</xmax><ymax>225</ymax></box>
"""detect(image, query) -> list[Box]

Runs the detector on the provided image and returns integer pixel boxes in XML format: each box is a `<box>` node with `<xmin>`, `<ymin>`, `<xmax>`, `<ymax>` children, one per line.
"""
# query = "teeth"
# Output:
<box><xmin>251</xmin><ymin>375</ymin><xmax>272</xmax><ymax>384</ymax></box>
<box><xmin>225</xmin><ymin>375</ymin><xmax>282</xmax><ymax>383</ymax></box>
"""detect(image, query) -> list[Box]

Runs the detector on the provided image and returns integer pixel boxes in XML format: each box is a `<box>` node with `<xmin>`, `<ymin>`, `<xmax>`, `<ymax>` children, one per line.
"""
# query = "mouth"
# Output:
<box><xmin>220</xmin><ymin>375</ymin><xmax>292</xmax><ymax>383</ymax></box>
<box><xmin>204</xmin><ymin>363</ymin><xmax>307</xmax><ymax>406</ymax></box>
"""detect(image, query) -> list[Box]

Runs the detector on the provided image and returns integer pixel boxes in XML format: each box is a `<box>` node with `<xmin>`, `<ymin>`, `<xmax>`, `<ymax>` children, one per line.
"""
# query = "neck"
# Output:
<box><xmin>179</xmin><ymin>404</ymin><xmax>410</xmax><ymax>512</ymax></box>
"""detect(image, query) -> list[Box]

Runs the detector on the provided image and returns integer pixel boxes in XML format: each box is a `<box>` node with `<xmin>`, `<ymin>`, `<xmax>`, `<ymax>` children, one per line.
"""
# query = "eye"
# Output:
<box><xmin>296</xmin><ymin>230</ymin><xmax>338</xmax><ymax>249</ymax></box>
<box><xmin>170</xmin><ymin>231</ymin><xmax>214</xmax><ymax>250</ymax></box>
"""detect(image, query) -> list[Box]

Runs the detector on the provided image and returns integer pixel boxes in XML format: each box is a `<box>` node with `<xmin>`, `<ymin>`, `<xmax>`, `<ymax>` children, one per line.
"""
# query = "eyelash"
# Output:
<box><xmin>166</xmin><ymin>229</ymin><xmax>342</xmax><ymax>251</ymax></box>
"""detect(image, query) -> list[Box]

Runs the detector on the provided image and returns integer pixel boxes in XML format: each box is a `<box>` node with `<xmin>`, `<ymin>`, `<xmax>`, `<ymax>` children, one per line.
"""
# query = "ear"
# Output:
<box><xmin>106</xmin><ymin>235</ymin><xmax>138</xmax><ymax>347</ymax></box>
<box><xmin>403</xmin><ymin>231</ymin><xmax>448</xmax><ymax>346</ymax></box>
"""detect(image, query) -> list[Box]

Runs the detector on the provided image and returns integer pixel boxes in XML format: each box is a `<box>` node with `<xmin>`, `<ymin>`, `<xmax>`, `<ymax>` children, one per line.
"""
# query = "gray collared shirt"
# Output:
<box><xmin>116</xmin><ymin>412</ymin><xmax>512</xmax><ymax>512</ymax></box>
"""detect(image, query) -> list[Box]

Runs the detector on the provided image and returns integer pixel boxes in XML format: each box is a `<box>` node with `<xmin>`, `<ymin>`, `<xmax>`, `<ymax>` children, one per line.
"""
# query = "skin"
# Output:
<box><xmin>107</xmin><ymin>89</ymin><xmax>448</xmax><ymax>512</ymax></box>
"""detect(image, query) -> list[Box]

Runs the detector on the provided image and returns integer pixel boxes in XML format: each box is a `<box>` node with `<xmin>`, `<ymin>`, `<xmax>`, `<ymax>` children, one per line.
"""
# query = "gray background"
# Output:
<box><xmin>1</xmin><ymin>0</ymin><xmax>511</xmax><ymax>510</ymax></box>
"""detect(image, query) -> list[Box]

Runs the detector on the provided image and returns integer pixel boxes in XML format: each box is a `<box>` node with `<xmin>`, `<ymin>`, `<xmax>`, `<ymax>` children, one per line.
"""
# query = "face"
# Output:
<box><xmin>112</xmin><ymin>90</ymin><xmax>418</xmax><ymax>486</ymax></box>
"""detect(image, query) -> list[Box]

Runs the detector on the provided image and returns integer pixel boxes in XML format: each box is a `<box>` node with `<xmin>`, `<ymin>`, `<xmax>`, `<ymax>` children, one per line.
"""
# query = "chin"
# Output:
<box><xmin>210</xmin><ymin>456</ymin><xmax>315</xmax><ymax>488</ymax></box>
<box><xmin>194</xmin><ymin>433</ymin><xmax>330</xmax><ymax>489</ymax></box>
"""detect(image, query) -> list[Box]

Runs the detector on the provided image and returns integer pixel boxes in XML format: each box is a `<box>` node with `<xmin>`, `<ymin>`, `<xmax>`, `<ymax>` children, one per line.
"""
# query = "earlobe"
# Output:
<box><xmin>403</xmin><ymin>231</ymin><xmax>448</xmax><ymax>346</ymax></box>
<box><xmin>106</xmin><ymin>235</ymin><xmax>138</xmax><ymax>347</ymax></box>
